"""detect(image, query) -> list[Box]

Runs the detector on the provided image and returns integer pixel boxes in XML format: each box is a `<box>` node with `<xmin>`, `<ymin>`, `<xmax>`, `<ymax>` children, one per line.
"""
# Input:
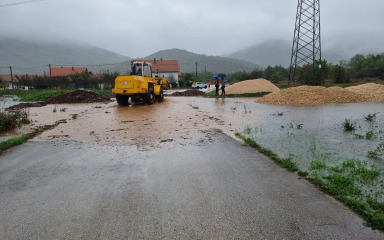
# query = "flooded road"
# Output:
<box><xmin>0</xmin><ymin>96</ymin><xmax>383</xmax><ymax>239</ymax></box>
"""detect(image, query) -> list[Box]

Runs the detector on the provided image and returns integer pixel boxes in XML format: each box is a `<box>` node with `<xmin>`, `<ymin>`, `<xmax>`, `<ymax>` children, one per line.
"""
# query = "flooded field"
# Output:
<box><xmin>0</xmin><ymin>96</ymin><xmax>20</xmax><ymax>109</ymax></box>
<box><xmin>240</xmin><ymin>102</ymin><xmax>384</xmax><ymax>169</ymax></box>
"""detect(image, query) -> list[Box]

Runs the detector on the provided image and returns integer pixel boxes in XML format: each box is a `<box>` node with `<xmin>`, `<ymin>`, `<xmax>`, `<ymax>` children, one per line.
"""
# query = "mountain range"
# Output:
<box><xmin>227</xmin><ymin>39</ymin><xmax>351</xmax><ymax>67</ymax></box>
<box><xmin>0</xmin><ymin>38</ymin><xmax>376</xmax><ymax>75</ymax></box>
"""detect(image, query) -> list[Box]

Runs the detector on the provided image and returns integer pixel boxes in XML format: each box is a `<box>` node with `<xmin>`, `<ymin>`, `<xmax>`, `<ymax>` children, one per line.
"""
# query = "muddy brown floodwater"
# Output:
<box><xmin>24</xmin><ymin>97</ymin><xmax>259</xmax><ymax>147</ymax></box>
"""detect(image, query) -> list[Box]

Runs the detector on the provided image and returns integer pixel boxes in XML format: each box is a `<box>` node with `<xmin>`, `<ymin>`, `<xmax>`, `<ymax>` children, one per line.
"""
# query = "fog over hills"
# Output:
<box><xmin>1</xmin><ymin>38</ymin><xmax>382</xmax><ymax>76</ymax></box>
<box><xmin>227</xmin><ymin>39</ymin><xmax>353</xmax><ymax>68</ymax></box>
<box><xmin>0</xmin><ymin>38</ymin><xmax>131</xmax><ymax>75</ymax></box>
<box><xmin>143</xmin><ymin>49</ymin><xmax>259</xmax><ymax>73</ymax></box>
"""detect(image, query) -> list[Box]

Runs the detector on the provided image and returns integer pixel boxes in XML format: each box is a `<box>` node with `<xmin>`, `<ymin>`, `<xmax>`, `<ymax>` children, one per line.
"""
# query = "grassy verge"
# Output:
<box><xmin>236</xmin><ymin>133</ymin><xmax>384</xmax><ymax>230</ymax></box>
<box><xmin>205</xmin><ymin>91</ymin><xmax>271</xmax><ymax>98</ymax></box>
<box><xmin>0</xmin><ymin>89</ymin><xmax>112</xmax><ymax>102</ymax></box>
<box><xmin>305</xmin><ymin>159</ymin><xmax>384</xmax><ymax>229</ymax></box>
<box><xmin>236</xmin><ymin>134</ymin><xmax>298</xmax><ymax>172</ymax></box>
<box><xmin>0</xmin><ymin>109</ymin><xmax>30</xmax><ymax>133</ymax></box>
<box><xmin>0</xmin><ymin>89</ymin><xmax>71</xmax><ymax>102</ymax></box>
<box><xmin>88</xmin><ymin>89</ymin><xmax>112</xmax><ymax>98</ymax></box>
<box><xmin>0</xmin><ymin>124</ymin><xmax>57</xmax><ymax>154</ymax></box>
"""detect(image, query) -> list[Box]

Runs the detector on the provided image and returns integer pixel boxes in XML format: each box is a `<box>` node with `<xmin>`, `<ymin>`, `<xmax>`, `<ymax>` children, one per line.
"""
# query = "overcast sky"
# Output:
<box><xmin>1</xmin><ymin>0</ymin><xmax>383</xmax><ymax>58</ymax></box>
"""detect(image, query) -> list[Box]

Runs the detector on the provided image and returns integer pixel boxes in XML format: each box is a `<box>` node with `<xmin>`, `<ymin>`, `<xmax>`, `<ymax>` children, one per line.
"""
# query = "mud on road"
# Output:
<box><xmin>25</xmin><ymin>96</ymin><xmax>259</xmax><ymax>148</ymax></box>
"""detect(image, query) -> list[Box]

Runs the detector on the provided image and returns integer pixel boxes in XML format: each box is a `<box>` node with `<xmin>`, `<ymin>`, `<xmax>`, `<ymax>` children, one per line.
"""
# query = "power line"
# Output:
<box><xmin>0</xmin><ymin>0</ymin><xmax>47</xmax><ymax>8</ymax></box>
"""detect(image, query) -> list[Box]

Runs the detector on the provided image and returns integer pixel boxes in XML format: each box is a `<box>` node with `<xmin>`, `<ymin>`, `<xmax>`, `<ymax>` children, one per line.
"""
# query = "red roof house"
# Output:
<box><xmin>134</xmin><ymin>59</ymin><xmax>181</xmax><ymax>82</ymax></box>
<box><xmin>50</xmin><ymin>67</ymin><xmax>87</xmax><ymax>77</ymax></box>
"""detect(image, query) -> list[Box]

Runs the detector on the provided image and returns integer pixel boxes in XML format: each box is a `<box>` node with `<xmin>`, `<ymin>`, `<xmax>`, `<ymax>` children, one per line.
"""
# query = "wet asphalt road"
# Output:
<box><xmin>0</xmin><ymin>128</ymin><xmax>382</xmax><ymax>239</ymax></box>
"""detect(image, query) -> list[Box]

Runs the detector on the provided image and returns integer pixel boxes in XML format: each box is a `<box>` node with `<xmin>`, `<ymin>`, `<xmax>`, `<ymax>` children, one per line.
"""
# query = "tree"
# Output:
<box><xmin>250</xmin><ymin>69</ymin><xmax>263</xmax><ymax>79</ymax></box>
<box><xmin>331</xmin><ymin>65</ymin><xmax>348</xmax><ymax>83</ymax></box>
<box><xmin>271</xmin><ymin>72</ymin><xmax>283</xmax><ymax>82</ymax></box>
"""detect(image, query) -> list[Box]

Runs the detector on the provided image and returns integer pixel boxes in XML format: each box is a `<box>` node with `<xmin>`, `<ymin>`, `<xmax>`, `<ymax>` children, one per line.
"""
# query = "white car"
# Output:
<box><xmin>191</xmin><ymin>82</ymin><xmax>208</xmax><ymax>89</ymax></box>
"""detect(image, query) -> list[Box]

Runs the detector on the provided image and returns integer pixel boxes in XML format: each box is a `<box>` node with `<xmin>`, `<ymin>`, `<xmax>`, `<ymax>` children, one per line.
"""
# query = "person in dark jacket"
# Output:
<box><xmin>215</xmin><ymin>77</ymin><xmax>220</xmax><ymax>95</ymax></box>
<box><xmin>221</xmin><ymin>77</ymin><xmax>226</xmax><ymax>96</ymax></box>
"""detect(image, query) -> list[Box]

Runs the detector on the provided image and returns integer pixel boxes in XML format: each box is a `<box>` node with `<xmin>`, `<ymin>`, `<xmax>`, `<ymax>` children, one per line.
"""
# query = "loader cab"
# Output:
<box><xmin>131</xmin><ymin>61</ymin><xmax>152</xmax><ymax>77</ymax></box>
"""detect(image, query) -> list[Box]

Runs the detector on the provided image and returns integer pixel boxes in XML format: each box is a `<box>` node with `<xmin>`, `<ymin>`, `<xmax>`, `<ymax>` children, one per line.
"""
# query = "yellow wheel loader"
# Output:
<box><xmin>112</xmin><ymin>61</ymin><xmax>168</xmax><ymax>105</ymax></box>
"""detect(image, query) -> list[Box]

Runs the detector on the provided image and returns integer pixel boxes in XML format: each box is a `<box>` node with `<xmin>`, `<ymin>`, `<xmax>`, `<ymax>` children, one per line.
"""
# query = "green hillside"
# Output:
<box><xmin>0</xmin><ymin>38</ymin><xmax>131</xmax><ymax>75</ymax></box>
<box><xmin>143</xmin><ymin>49</ymin><xmax>259</xmax><ymax>73</ymax></box>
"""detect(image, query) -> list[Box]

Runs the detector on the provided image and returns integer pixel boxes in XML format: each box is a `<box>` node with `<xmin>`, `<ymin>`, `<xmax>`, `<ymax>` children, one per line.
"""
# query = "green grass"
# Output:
<box><xmin>0</xmin><ymin>109</ymin><xmax>30</xmax><ymax>133</ymax></box>
<box><xmin>306</xmin><ymin>159</ymin><xmax>384</xmax><ymax>229</ymax></box>
<box><xmin>89</xmin><ymin>89</ymin><xmax>111</xmax><ymax>98</ymax></box>
<box><xmin>0</xmin><ymin>124</ymin><xmax>57</xmax><ymax>154</ymax></box>
<box><xmin>0</xmin><ymin>89</ymin><xmax>71</xmax><ymax>102</ymax></box>
<box><xmin>237</xmin><ymin>130</ymin><xmax>384</xmax><ymax>230</ymax></box>
<box><xmin>236</xmin><ymin>134</ymin><xmax>298</xmax><ymax>172</ymax></box>
<box><xmin>0</xmin><ymin>89</ymin><xmax>111</xmax><ymax>102</ymax></box>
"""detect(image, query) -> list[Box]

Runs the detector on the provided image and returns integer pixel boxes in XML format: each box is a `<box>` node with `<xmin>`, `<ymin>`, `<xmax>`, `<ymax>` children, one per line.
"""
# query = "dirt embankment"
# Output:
<box><xmin>47</xmin><ymin>90</ymin><xmax>110</xmax><ymax>104</ymax></box>
<box><xmin>6</xmin><ymin>90</ymin><xmax>109</xmax><ymax>110</ymax></box>
<box><xmin>225</xmin><ymin>79</ymin><xmax>280</xmax><ymax>95</ymax></box>
<box><xmin>257</xmin><ymin>83</ymin><xmax>384</xmax><ymax>105</ymax></box>
<box><xmin>169</xmin><ymin>89</ymin><xmax>206</xmax><ymax>96</ymax></box>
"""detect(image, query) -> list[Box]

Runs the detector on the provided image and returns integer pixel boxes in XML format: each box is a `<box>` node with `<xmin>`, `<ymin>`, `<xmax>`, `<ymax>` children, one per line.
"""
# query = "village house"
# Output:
<box><xmin>0</xmin><ymin>74</ymin><xmax>35</xmax><ymax>89</ymax></box>
<box><xmin>134</xmin><ymin>59</ymin><xmax>180</xmax><ymax>86</ymax></box>
<box><xmin>49</xmin><ymin>67</ymin><xmax>87</xmax><ymax>77</ymax></box>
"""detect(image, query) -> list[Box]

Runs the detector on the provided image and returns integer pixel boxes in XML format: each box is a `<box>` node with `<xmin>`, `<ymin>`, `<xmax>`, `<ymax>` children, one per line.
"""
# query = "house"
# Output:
<box><xmin>0</xmin><ymin>74</ymin><xmax>34</xmax><ymax>89</ymax></box>
<box><xmin>134</xmin><ymin>59</ymin><xmax>181</xmax><ymax>84</ymax></box>
<box><xmin>50</xmin><ymin>67</ymin><xmax>87</xmax><ymax>77</ymax></box>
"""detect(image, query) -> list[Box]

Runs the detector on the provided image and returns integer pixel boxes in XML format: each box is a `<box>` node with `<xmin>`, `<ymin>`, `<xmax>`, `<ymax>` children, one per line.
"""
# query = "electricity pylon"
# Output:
<box><xmin>289</xmin><ymin>0</ymin><xmax>322</xmax><ymax>86</ymax></box>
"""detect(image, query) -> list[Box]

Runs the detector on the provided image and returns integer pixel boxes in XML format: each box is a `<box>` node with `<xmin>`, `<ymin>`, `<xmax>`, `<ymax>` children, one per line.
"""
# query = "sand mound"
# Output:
<box><xmin>257</xmin><ymin>85</ymin><xmax>369</xmax><ymax>105</ymax></box>
<box><xmin>346</xmin><ymin>83</ymin><xmax>384</xmax><ymax>102</ymax></box>
<box><xmin>47</xmin><ymin>90</ymin><xmax>110</xmax><ymax>104</ymax></box>
<box><xmin>225</xmin><ymin>79</ymin><xmax>280</xmax><ymax>95</ymax></box>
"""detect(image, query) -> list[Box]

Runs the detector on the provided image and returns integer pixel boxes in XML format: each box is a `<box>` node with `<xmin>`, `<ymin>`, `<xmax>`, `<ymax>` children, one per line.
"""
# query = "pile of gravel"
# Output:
<box><xmin>225</xmin><ymin>79</ymin><xmax>280</xmax><ymax>95</ymax></box>
<box><xmin>257</xmin><ymin>83</ymin><xmax>384</xmax><ymax>105</ymax></box>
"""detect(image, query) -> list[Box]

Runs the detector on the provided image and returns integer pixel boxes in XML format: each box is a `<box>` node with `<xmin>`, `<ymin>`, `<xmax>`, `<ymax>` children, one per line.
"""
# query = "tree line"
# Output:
<box><xmin>3</xmin><ymin>52</ymin><xmax>383</xmax><ymax>90</ymax></box>
<box><xmin>7</xmin><ymin>70</ymin><xmax>119</xmax><ymax>90</ymax></box>
<box><xmin>179</xmin><ymin>53</ymin><xmax>384</xmax><ymax>87</ymax></box>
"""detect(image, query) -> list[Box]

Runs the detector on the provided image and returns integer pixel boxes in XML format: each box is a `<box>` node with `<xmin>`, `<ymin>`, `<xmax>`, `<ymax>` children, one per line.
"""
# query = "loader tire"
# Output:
<box><xmin>157</xmin><ymin>88</ymin><xmax>164</xmax><ymax>102</ymax></box>
<box><xmin>145</xmin><ymin>88</ymin><xmax>154</xmax><ymax>105</ymax></box>
<box><xmin>116</xmin><ymin>94</ymin><xmax>129</xmax><ymax>105</ymax></box>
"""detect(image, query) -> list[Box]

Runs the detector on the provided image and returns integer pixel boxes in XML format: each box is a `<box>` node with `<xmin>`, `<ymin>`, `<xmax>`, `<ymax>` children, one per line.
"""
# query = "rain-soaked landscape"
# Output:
<box><xmin>1</xmin><ymin>93</ymin><xmax>384</xmax><ymax>238</ymax></box>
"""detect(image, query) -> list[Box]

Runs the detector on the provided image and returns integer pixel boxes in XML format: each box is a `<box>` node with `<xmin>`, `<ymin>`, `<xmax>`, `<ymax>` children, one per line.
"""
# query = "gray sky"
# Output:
<box><xmin>1</xmin><ymin>0</ymin><xmax>383</xmax><ymax>58</ymax></box>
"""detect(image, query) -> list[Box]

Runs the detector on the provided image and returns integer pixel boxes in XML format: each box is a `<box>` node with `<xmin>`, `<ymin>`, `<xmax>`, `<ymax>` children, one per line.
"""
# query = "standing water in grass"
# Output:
<box><xmin>241</xmin><ymin>102</ymin><xmax>384</xmax><ymax>169</ymax></box>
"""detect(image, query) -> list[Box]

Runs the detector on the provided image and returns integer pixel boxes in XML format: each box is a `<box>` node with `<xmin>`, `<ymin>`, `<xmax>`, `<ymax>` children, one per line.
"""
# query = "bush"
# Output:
<box><xmin>0</xmin><ymin>109</ymin><xmax>29</xmax><ymax>133</ymax></box>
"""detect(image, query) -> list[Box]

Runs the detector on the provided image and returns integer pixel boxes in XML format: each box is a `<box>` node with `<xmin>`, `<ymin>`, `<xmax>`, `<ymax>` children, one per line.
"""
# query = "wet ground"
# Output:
<box><xmin>0</xmin><ymin>95</ymin><xmax>383</xmax><ymax>239</ymax></box>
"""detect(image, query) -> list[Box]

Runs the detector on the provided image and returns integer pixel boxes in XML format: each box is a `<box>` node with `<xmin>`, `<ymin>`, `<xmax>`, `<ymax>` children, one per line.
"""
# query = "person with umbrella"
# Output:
<box><xmin>220</xmin><ymin>76</ymin><xmax>226</xmax><ymax>96</ymax></box>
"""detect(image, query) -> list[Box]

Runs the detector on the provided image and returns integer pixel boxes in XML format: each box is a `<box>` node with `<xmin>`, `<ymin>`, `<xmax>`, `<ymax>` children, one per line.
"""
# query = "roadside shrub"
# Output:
<box><xmin>0</xmin><ymin>109</ymin><xmax>30</xmax><ymax>133</ymax></box>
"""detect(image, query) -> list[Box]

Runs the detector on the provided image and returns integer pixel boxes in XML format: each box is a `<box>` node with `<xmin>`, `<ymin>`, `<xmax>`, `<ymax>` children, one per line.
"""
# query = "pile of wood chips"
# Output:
<box><xmin>257</xmin><ymin>83</ymin><xmax>384</xmax><ymax>105</ymax></box>
<box><xmin>225</xmin><ymin>79</ymin><xmax>280</xmax><ymax>95</ymax></box>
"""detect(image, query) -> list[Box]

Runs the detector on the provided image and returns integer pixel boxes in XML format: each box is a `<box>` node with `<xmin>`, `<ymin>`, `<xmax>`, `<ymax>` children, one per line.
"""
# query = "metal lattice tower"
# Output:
<box><xmin>289</xmin><ymin>0</ymin><xmax>322</xmax><ymax>86</ymax></box>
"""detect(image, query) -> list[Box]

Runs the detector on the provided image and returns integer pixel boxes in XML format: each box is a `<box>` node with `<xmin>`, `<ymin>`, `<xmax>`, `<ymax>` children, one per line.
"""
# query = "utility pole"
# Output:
<box><xmin>9</xmin><ymin>66</ymin><xmax>13</xmax><ymax>89</ymax></box>
<box><xmin>289</xmin><ymin>0</ymin><xmax>322</xmax><ymax>86</ymax></box>
<box><xmin>205</xmin><ymin>66</ymin><xmax>207</xmax><ymax>81</ymax></box>
<box><xmin>49</xmin><ymin>64</ymin><xmax>52</xmax><ymax>79</ymax></box>
<box><xmin>195</xmin><ymin>62</ymin><xmax>197</xmax><ymax>79</ymax></box>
